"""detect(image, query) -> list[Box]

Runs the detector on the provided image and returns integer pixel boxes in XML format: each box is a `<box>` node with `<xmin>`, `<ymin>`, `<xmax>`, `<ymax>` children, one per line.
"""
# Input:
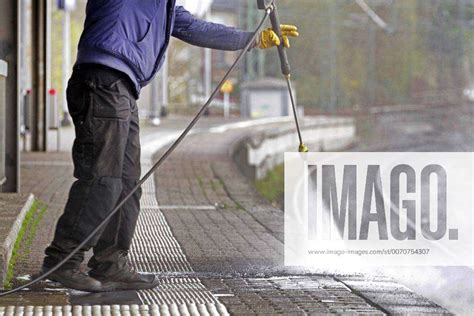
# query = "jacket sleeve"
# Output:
<box><xmin>172</xmin><ymin>6</ymin><xmax>255</xmax><ymax>51</ymax></box>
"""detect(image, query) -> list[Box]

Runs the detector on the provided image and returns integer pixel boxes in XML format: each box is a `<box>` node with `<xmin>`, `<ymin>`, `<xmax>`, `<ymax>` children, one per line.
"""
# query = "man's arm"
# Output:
<box><xmin>172</xmin><ymin>6</ymin><xmax>254</xmax><ymax>51</ymax></box>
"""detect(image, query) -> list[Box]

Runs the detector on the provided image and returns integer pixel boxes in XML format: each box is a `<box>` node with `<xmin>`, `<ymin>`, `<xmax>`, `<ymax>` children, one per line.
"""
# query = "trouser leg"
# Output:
<box><xmin>88</xmin><ymin>110</ymin><xmax>142</xmax><ymax>275</ymax></box>
<box><xmin>116</xmin><ymin>110</ymin><xmax>142</xmax><ymax>250</ymax></box>
<box><xmin>44</xmin><ymin>70</ymin><xmax>134</xmax><ymax>270</ymax></box>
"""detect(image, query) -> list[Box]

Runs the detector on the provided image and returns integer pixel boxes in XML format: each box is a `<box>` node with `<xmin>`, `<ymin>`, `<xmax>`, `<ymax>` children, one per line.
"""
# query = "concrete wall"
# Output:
<box><xmin>233</xmin><ymin>116</ymin><xmax>356</xmax><ymax>180</ymax></box>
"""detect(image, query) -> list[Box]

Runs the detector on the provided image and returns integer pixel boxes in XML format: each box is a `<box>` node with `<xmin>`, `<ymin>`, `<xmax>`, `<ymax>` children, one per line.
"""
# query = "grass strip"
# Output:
<box><xmin>255</xmin><ymin>164</ymin><xmax>285</xmax><ymax>209</ymax></box>
<box><xmin>24</xmin><ymin>202</ymin><xmax>47</xmax><ymax>250</ymax></box>
<box><xmin>3</xmin><ymin>199</ymin><xmax>47</xmax><ymax>289</ymax></box>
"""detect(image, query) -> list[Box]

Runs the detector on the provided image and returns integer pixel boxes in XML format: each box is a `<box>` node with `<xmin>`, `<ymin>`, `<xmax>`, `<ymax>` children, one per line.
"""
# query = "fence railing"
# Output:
<box><xmin>0</xmin><ymin>60</ymin><xmax>7</xmax><ymax>186</ymax></box>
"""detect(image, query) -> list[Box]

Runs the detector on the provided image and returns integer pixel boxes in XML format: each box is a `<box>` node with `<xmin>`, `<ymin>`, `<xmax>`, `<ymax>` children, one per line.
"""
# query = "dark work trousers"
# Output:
<box><xmin>43</xmin><ymin>64</ymin><xmax>142</xmax><ymax>273</ymax></box>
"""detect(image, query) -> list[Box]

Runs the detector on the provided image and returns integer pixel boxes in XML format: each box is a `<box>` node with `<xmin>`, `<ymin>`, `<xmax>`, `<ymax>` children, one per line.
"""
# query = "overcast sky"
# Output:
<box><xmin>176</xmin><ymin>0</ymin><xmax>213</xmax><ymax>16</ymax></box>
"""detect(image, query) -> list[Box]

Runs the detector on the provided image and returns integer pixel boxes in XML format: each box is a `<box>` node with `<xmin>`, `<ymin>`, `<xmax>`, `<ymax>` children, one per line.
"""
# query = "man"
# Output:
<box><xmin>43</xmin><ymin>0</ymin><xmax>299</xmax><ymax>292</ymax></box>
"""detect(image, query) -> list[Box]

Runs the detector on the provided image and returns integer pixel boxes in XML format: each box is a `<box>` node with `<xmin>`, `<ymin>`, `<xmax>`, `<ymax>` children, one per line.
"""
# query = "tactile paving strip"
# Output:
<box><xmin>129</xmin><ymin>155</ymin><xmax>229</xmax><ymax>312</ymax></box>
<box><xmin>0</xmin><ymin>304</ymin><xmax>227</xmax><ymax>316</ymax></box>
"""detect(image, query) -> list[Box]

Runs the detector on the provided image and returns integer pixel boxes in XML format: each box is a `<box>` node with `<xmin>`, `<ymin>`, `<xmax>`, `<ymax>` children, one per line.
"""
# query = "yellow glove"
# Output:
<box><xmin>258</xmin><ymin>24</ymin><xmax>299</xmax><ymax>49</ymax></box>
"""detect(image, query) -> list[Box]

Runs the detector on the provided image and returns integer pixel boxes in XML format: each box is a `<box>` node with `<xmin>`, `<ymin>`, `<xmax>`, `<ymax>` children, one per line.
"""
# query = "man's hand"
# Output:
<box><xmin>258</xmin><ymin>24</ymin><xmax>299</xmax><ymax>49</ymax></box>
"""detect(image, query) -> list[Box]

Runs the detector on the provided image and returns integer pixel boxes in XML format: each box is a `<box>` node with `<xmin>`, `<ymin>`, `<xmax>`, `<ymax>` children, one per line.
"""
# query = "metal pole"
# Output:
<box><xmin>31</xmin><ymin>0</ymin><xmax>47</xmax><ymax>151</ymax></box>
<box><xmin>256</xmin><ymin>0</ymin><xmax>266</xmax><ymax>78</ymax></box>
<box><xmin>22</xmin><ymin>91</ymin><xmax>30</xmax><ymax>152</ymax></box>
<box><xmin>20</xmin><ymin>0</ymin><xmax>28</xmax><ymax>94</ymax></box>
<box><xmin>56</xmin><ymin>94</ymin><xmax>60</xmax><ymax>152</ymax></box>
<box><xmin>0</xmin><ymin>61</ymin><xmax>7</xmax><ymax>187</ymax></box>
<box><xmin>61</xmin><ymin>8</ymin><xmax>71</xmax><ymax>126</ymax></box>
<box><xmin>319</xmin><ymin>17</ymin><xmax>326</xmax><ymax>108</ymax></box>
<box><xmin>367</xmin><ymin>21</ymin><xmax>376</xmax><ymax>106</ymax></box>
<box><xmin>150</xmin><ymin>76</ymin><xmax>158</xmax><ymax>123</ymax></box>
<box><xmin>329</xmin><ymin>0</ymin><xmax>338</xmax><ymax>110</ymax></box>
<box><xmin>43</xmin><ymin>0</ymin><xmax>51</xmax><ymax>151</ymax></box>
<box><xmin>161</xmin><ymin>54</ymin><xmax>169</xmax><ymax>117</ymax></box>
<box><xmin>19</xmin><ymin>0</ymin><xmax>28</xmax><ymax>152</ymax></box>
<box><xmin>204</xmin><ymin>48</ymin><xmax>212</xmax><ymax>99</ymax></box>
<box><xmin>30</xmin><ymin>0</ymin><xmax>40</xmax><ymax>151</ymax></box>
<box><xmin>204</xmin><ymin>13</ymin><xmax>212</xmax><ymax>101</ymax></box>
<box><xmin>355</xmin><ymin>0</ymin><xmax>390</xmax><ymax>32</ymax></box>
<box><xmin>48</xmin><ymin>89</ymin><xmax>59</xmax><ymax>151</ymax></box>
<box><xmin>257</xmin><ymin>44</ymin><xmax>265</xmax><ymax>78</ymax></box>
<box><xmin>246</xmin><ymin>0</ymin><xmax>256</xmax><ymax>80</ymax></box>
<box><xmin>224</xmin><ymin>92</ymin><xmax>230</xmax><ymax>119</ymax></box>
<box><xmin>459</xmin><ymin>0</ymin><xmax>470</xmax><ymax>89</ymax></box>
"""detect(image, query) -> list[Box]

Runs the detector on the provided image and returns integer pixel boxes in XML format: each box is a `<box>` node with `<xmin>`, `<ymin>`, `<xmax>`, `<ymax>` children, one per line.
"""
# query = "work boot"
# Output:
<box><xmin>42</xmin><ymin>266</ymin><xmax>107</xmax><ymax>292</ymax></box>
<box><xmin>89</xmin><ymin>250</ymin><xmax>160</xmax><ymax>291</ymax></box>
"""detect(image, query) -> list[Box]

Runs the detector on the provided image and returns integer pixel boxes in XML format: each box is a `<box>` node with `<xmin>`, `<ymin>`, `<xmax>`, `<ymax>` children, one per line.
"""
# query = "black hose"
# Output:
<box><xmin>0</xmin><ymin>8</ymin><xmax>272</xmax><ymax>298</ymax></box>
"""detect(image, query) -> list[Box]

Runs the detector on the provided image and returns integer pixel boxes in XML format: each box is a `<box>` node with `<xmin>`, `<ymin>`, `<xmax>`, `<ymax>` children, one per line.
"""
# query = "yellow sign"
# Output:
<box><xmin>220</xmin><ymin>80</ymin><xmax>234</xmax><ymax>94</ymax></box>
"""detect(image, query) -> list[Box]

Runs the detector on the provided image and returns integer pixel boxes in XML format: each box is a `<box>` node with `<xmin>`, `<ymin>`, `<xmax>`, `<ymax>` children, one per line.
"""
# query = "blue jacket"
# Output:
<box><xmin>76</xmin><ymin>0</ymin><xmax>253</xmax><ymax>97</ymax></box>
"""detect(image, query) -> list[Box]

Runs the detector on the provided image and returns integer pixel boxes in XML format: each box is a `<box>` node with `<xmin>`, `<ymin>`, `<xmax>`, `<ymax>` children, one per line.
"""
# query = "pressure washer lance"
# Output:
<box><xmin>258</xmin><ymin>0</ymin><xmax>308</xmax><ymax>153</ymax></box>
<box><xmin>0</xmin><ymin>3</ymin><xmax>304</xmax><ymax>297</ymax></box>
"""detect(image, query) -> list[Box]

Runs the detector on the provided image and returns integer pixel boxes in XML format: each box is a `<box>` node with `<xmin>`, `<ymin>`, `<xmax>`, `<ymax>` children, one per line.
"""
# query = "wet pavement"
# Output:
<box><xmin>0</xmin><ymin>112</ymin><xmax>462</xmax><ymax>314</ymax></box>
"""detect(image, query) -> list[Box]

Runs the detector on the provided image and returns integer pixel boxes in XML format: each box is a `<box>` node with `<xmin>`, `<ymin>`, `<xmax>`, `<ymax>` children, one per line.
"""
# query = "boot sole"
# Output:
<box><xmin>48</xmin><ymin>276</ymin><xmax>110</xmax><ymax>293</ymax></box>
<box><xmin>98</xmin><ymin>278</ymin><xmax>160</xmax><ymax>292</ymax></box>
